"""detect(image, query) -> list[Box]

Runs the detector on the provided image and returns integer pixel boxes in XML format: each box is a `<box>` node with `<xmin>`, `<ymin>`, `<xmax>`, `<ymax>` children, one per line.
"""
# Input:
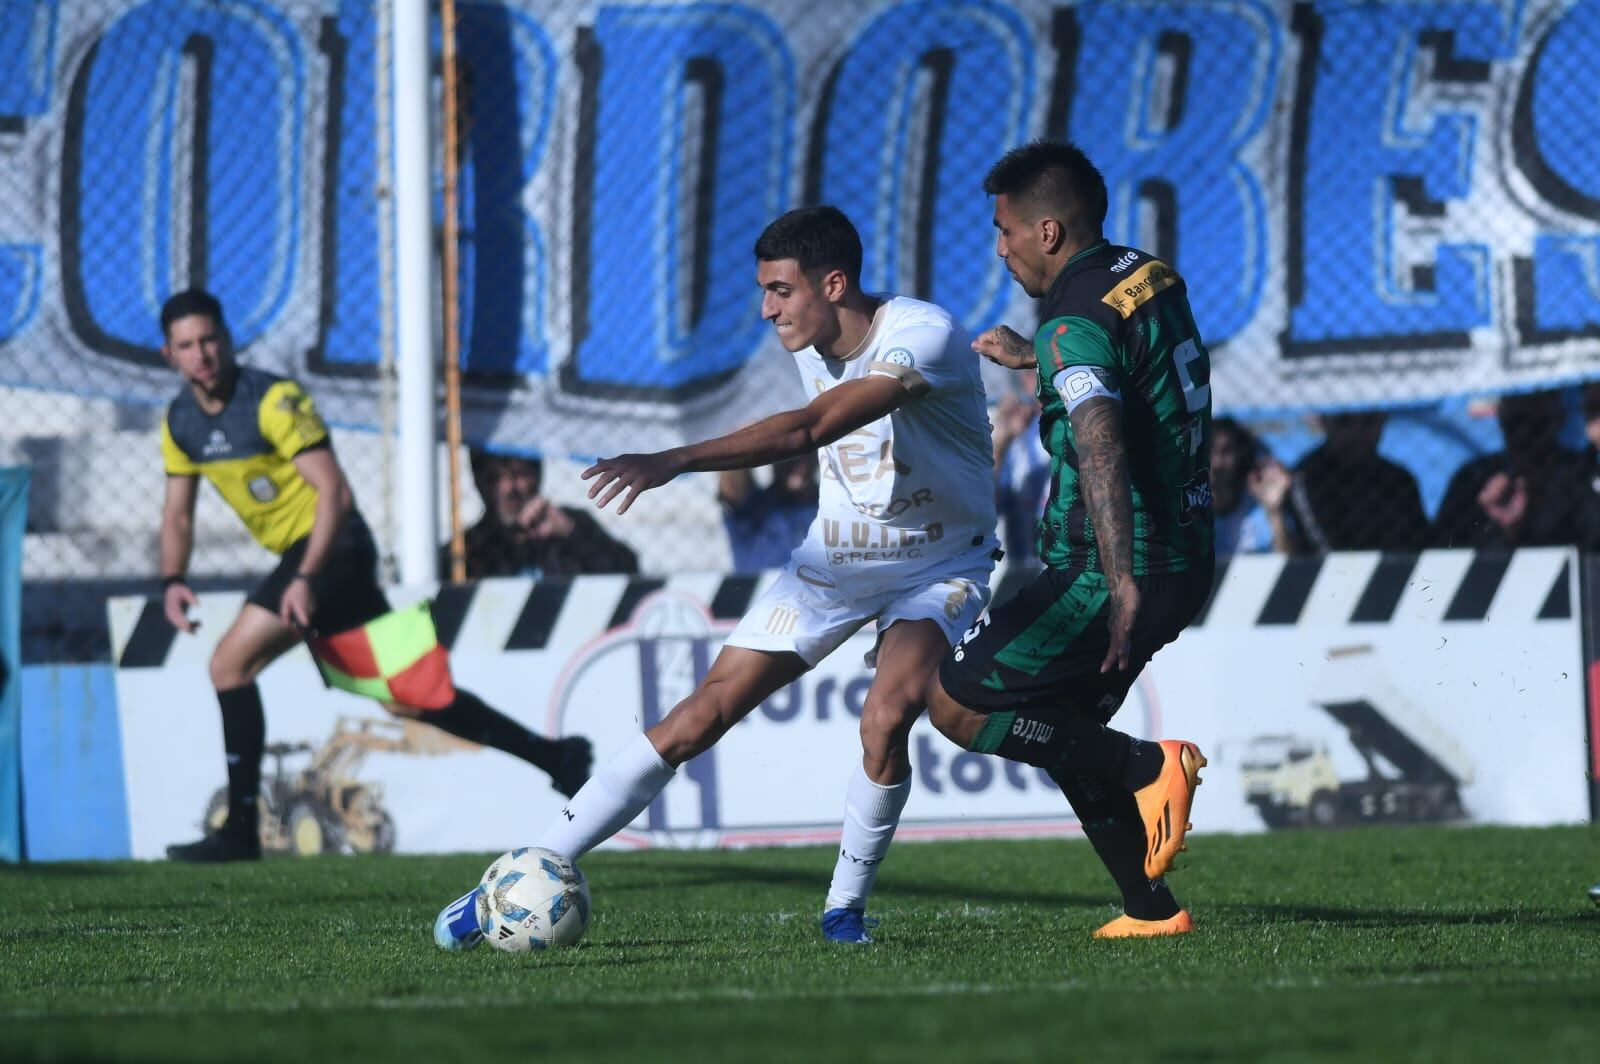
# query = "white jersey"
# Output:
<box><xmin>791</xmin><ymin>295</ymin><xmax>997</xmax><ymax>598</ymax></box>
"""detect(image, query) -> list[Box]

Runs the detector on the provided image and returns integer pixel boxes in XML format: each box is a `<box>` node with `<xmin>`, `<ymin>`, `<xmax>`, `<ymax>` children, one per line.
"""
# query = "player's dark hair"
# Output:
<box><xmin>982</xmin><ymin>140</ymin><xmax>1108</xmax><ymax>239</ymax></box>
<box><xmin>160</xmin><ymin>288</ymin><xmax>226</xmax><ymax>336</ymax></box>
<box><xmin>753</xmin><ymin>206</ymin><xmax>863</xmax><ymax>286</ymax></box>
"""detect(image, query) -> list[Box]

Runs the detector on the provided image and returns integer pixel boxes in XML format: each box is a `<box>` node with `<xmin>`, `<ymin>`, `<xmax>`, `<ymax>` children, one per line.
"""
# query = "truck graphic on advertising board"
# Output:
<box><xmin>1241</xmin><ymin>645</ymin><xmax>1473</xmax><ymax>829</ymax></box>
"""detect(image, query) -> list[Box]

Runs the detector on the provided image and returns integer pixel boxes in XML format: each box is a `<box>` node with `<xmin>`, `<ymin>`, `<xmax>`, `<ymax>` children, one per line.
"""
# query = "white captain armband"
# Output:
<box><xmin>869</xmin><ymin>346</ymin><xmax>931</xmax><ymax>395</ymax></box>
<box><xmin>1051</xmin><ymin>365</ymin><xmax>1121</xmax><ymax>413</ymax></box>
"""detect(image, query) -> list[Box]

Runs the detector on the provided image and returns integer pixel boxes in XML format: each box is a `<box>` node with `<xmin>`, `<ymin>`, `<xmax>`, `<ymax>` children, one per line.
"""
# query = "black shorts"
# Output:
<box><xmin>246</xmin><ymin>514</ymin><xmax>391</xmax><ymax>637</ymax></box>
<box><xmin>938</xmin><ymin>563</ymin><xmax>1212</xmax><ymax>723</ymax></box>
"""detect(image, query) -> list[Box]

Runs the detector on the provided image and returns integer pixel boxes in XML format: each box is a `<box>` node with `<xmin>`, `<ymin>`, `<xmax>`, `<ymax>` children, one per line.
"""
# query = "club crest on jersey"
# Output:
<box><xmin>248</xmin><ymin>475</ymin><xmax>278</xmax><ymax>503</ymax></box>
<box><xmin>880</xmin><ymin>347</ymin><xmax>915</xmax><ymax>368</ymax></box>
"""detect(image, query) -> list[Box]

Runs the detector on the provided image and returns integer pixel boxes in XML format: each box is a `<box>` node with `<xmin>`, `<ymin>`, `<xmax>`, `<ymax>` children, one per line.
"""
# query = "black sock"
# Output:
<box><xmin>218</xmin><ymin>684</ymin><xmax>264</xmax><ymax>835</ymax></box>
<box><xmin>1052</xmin><ymin>768</ymin><xmax>1180</xmax><ymax>921</ymax></box>
<box><xmin>426</xmin><ymin>690</ymin><xmax>561</xmax><ymax>772</ymax></box>
<box><xmin>969</xmin><ymin>708</ymin><xmax>1163</xmax><ymax>789</ymax></box>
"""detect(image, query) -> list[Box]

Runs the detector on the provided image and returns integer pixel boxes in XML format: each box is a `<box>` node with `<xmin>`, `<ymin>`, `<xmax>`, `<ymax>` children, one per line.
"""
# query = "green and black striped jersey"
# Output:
<box><xmin>1030</xmin><ymin>240</ymin><xmax>1214</xmax><ymax>575</ymax></box>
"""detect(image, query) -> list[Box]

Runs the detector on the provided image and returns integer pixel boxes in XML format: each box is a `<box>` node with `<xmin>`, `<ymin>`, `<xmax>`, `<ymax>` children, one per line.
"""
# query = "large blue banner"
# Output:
<box><xmin>0</xmin><ymin>466</ymin><xmax>29</xmax><ymax>862</ymax></box>
<box><xmin>0</xmin><ymin>0</ymin><xmax>1594</xmax><ymax>455</ymax></box>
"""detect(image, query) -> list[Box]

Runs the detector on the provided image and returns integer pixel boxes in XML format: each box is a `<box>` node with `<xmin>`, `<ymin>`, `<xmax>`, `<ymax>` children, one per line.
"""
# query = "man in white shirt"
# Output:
<box><xmin>434</xmin><ymin>206</ymin><xmax>998</xmax><ymax>947</ymax></box>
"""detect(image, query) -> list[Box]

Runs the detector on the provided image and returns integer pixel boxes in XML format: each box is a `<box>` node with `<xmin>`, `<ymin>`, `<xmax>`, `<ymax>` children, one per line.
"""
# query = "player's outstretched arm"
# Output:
<box><xmin>972</xmin><ymin>325</ymin><xmax>1037</xmax><ymax>370</ymax></box>
<box><xmin>1070</xmin><ymin>395</ymin><xmax>1140</xmax><ymax>673</ymax></box>
<box><xmin>160</xmin><ymin>474</ymin><xmax>201</xmax><ymax>632</ymax></box>
<box><xmin>584</xmin><ymin>375</ymin><xmax>908</xmax><ymax>515</ymax></box>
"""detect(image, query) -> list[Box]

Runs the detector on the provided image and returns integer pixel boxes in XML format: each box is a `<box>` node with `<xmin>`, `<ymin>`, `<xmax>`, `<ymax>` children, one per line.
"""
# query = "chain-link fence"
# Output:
<box><xmin>1</xmin><ymin>1</ymin><xmax>400</xmax><ymax>660</ymax></box>
<box><xmin>4</xmin><ymin>0</ymin><xmax>1598</xmax><ymax>661</ymax></box>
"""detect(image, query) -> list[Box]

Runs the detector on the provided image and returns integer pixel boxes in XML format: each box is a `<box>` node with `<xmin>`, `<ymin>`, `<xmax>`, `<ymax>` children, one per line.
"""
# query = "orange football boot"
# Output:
<box><xmin>1094</xmin><ymin>909</ymin><xmax>1195</xmax><ymax>939</ymax></box>
<box><xmin>1133</xmin><ymin>739</ymin><xmax>1207</xmax><ymax>879</ymax></box>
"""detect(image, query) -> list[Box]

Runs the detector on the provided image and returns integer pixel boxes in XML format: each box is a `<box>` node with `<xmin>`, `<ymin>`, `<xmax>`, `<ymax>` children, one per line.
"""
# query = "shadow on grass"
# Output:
<box><xmin>584</xmin><ymin>938</ymin><xmax>704</xmax><ymax>952</ymax></box>
<box><xmin>1207</xmin><ymin>901</ymin><xmax>1598</xmax><ymax>930</ymax></box>
<box><xmin>0</xmin><ymin>862</ymin><xmax>129</xmax><ymax>877</ymax></box>
<box><xmin>601</xmin><ymin>859</ymin><xmax>1109</xmax><ymax>909</ymax></box>
<box><xmin>606</xmin><ymin>864</ymin><xmax>1600</xmax><ymax>931</ymax></box>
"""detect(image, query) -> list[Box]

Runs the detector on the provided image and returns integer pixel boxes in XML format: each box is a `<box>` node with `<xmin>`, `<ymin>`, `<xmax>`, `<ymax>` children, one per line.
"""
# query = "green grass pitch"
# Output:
<box><xmin>3</xmin><ymin>825</ymin><xmax>1597</xmax><ymax>1062</ymax></box>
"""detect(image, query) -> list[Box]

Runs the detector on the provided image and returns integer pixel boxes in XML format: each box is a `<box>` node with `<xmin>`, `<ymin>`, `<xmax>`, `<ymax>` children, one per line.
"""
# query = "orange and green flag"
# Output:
<box><xmin>308</xmin><ymin>601</ymin><xmax>456</xmax><ymax>710</ymax></box>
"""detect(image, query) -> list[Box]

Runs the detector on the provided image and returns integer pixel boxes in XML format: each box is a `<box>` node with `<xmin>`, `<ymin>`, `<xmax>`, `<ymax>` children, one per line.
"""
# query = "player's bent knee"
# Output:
<box><xmin>651</xmin><ymin>690</ymin><xmax>734</xmax><ymax>765</ymax></box>
<box><xmin>858</xmin><ymin>693</ymin><xmax>919</xmax><ymax>743</ymax></box>
<box><xmin>208</xmin><ymin>652</ymin><xmax>255</xmax><ymax>691</ymax></box>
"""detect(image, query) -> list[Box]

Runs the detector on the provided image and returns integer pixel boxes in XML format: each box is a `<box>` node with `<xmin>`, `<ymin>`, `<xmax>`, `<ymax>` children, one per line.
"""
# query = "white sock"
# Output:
<box><xmin>534</xmin><ymin>732</ymin><xmax>675</xmax><ymax>860</ymax></box>
<box><xmin>824</xmin><ymin>765</ymin><xmax>912</xmax><ymax>912</ymax></box>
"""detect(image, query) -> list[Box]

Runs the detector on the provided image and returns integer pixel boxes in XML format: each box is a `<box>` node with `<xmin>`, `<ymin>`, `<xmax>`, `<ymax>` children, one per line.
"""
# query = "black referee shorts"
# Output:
<box><xmin>246</xmin><ymin>513</ymin><xmax>391</xmax><ymax>637</ymax></box>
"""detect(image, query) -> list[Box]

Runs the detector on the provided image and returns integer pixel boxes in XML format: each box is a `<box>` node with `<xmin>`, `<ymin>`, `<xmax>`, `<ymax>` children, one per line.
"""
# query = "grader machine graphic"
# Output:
<box><xmin>1240</xmin><ymin>645</ymin><xmax>1474</xmax><ymax>830</ymax></box>
<box><xmin>201</xmin><ymin>715</ymin><xmax>474</xmax><ymax>856</ymax></box>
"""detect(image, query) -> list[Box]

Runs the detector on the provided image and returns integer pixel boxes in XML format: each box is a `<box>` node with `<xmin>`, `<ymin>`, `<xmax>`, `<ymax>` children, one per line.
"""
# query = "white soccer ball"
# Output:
<box><xmin>477</xmin><ymin>847</ymin><xmax>591</xmax><ymax>952</ymax></box>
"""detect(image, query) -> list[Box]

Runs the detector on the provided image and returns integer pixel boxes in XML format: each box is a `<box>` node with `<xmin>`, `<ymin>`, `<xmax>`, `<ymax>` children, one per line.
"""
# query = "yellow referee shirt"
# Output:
<box><xmin>161</xmin><ymin>367</ymin><xmax>330</xmax><ymax>555</ymax></box>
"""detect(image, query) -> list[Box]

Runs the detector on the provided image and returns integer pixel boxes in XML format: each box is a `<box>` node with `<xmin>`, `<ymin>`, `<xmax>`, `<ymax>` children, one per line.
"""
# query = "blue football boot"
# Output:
<box><xmin>821</xmin><ymin>907</ymin><xmax>878</xmax><ymax>944</ymax></box>
<box><xmin>433</xmin><ymin>885</ymin><xmax>486</xmax><ymax>951</ymax></box>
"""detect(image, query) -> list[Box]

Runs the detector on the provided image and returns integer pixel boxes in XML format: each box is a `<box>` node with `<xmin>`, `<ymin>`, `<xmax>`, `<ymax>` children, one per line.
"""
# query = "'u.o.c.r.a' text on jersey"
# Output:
<box><xmin>790</xmin><ymin>295</ymin><xmax>998</xmax><ymax>596</ymax></box>
<box><xmin>160</xmin><ymin>366</ymin><xmax>331</xmax><ymax>555</ymax></box>
<box><xmin>1032</xmin><ymin>241</ymin><xmax>1214</xmax><ymax>576</ymax></box>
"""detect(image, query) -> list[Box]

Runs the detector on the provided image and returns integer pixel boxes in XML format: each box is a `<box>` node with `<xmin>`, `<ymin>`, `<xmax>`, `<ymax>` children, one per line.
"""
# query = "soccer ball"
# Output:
<box><xmin>477</xmin><ymin>847</ymin><xmax>591</xmax><ymax>952</ymax></box>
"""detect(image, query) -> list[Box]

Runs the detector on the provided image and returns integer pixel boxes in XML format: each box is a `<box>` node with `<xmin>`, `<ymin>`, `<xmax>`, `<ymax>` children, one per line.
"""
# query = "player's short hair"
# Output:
<box><xmin>160</xmin><ymin>288</ymin><xmax>226</xmax><ymax>336</ymax></box>
<box><xmin>983</xmin><ymin>140</ymin><xmax>1108</xmax><ymax>239</ymax></box>
<box><xmin>753</xmin><ymin>206</ymin><xmax>863</xmax><ymax>286</ymax></box>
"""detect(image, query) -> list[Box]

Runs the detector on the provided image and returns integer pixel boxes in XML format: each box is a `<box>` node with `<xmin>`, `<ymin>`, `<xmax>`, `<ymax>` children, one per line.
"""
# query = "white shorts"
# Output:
<box><xmin>724</xmin><ymin>538</ymin><xmax>996</xmax><ymax>668</ymax></box>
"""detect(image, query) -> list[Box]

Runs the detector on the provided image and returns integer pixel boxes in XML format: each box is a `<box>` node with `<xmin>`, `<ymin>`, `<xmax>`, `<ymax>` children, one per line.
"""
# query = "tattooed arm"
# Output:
<box><xmin>1070</xmin><ymin>395</ymin><xmax>1140</xmax><ymax>672</ymax></box>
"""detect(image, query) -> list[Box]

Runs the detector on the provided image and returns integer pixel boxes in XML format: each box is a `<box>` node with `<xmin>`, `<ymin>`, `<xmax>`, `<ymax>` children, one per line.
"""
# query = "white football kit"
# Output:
<box><xmin>726</xmin><ymin>295</ymin><xmax>999</xmax><ymax>665</ymax></box>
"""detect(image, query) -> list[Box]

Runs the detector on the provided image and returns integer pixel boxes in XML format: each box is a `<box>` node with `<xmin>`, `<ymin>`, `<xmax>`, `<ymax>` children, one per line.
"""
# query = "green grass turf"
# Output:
<box><xmin>3</xmin><ymin>825</ymin><xmax>1598</xmax><ymax>1062</ymax></box>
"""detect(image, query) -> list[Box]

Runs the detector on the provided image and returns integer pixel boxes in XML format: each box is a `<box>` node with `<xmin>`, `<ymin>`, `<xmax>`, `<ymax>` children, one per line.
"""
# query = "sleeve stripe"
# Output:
<box><xmin>159</xmin><ymin>418</ymin><xmax>200</xmax><ymax>475</ymax></box>
<box><xmin>1034</xmin><ymin>315</ymin><xmax>1119</xmax><ymax>376</ymax></box>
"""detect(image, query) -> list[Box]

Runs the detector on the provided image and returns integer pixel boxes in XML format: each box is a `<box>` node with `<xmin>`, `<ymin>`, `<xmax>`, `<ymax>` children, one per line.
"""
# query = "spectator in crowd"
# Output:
<box><xmin>454</xmin><ymin>449</ymin><xmax>637</xmax><ymax>580</ymax></box>
<box><xmin>1287</xmin><ymin>412</ymin><xmax>1429</xmax><ymax>552</ymax></box>
<box><xmin>992</xmin><ymin>372</ymin><xmax>1051</xmax><ymax>565</ymax></box>
<box><xmin>1433</xmin><ymin>389</ymin><xmax>1599</xmax><ymax>549</ymax></box>
<box><xmin>717</xmin><ymin>455</ymin><xmax>819</xmax><ymax>573</ymax></box>
<box><xmin>1211</xmin><ymin>416</ymin><xmax>1294</xmax><ymax>556</ymax></box>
